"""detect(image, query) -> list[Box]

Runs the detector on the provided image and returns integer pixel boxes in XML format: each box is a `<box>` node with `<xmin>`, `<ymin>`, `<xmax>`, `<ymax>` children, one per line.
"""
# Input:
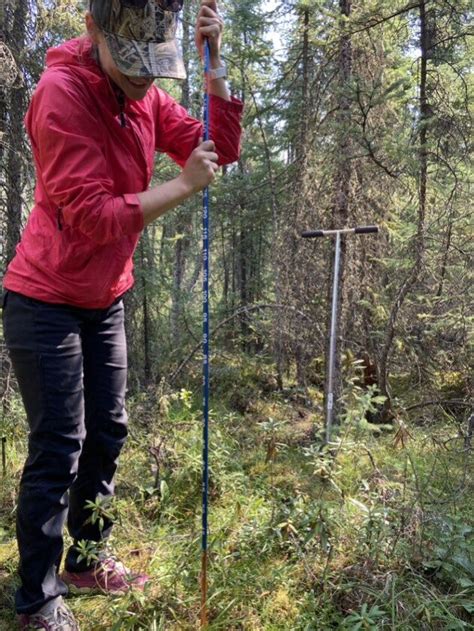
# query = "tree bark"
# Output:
<box><xmin>324</xmin><ymin>0</ymin><xmax>353</xmax><ymax>425</ymax></box>
<box><xmin>170</xmin><ymin>0</ymin><xmax>193</xmax><ymax>350</ymax></box>
<box><xmin>140</xmin><ymin>236</ymin><xmax>152</xmax><ymax>384</ymax></box>
<box><xmin>378</xmin><ymin>0</ymin><xmax>429</xmax><ymax>419</ymax></box>
<box><xmin>4</xmin><ymin>0</ymin><xmax>27</xmax><ymax>266</ymax></box>
<box><xmin>293</xmin><ymin>7</ymin><xmax>312</xmax><ymax>387</ymax></box>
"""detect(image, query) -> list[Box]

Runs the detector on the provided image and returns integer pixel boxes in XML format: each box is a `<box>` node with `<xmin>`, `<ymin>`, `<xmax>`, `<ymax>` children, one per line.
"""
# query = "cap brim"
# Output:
<box><xmin>104</xmin><ymin>32</ymin><xmax>186</xmax><ymax>79</ymax></box>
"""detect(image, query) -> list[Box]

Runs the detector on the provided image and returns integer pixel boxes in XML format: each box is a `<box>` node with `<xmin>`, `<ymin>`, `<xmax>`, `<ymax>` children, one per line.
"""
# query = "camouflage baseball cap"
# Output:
<box><xmin>90</xmin><ymin>0</ymin><xmax>186</xmax><ymax>79</ymax></box>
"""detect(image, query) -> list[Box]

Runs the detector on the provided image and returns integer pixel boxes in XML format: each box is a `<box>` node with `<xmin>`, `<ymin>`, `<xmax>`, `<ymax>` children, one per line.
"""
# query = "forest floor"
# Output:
<box><xmin>0</xmin><ymin>356</ymin><xmax>472</xmax><ymax>630</ymax></box>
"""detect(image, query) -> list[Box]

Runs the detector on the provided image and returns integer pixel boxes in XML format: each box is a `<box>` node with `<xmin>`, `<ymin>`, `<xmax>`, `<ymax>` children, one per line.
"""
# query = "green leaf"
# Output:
<box><xmin>160</xmin><ymin>480</ymin><xmax>170</xmax><ymax>500</ymax></box>
<box><xmin>348</xmin><ymin>498</ymin><xmax>370</xmax><ymax>513</ymax></box>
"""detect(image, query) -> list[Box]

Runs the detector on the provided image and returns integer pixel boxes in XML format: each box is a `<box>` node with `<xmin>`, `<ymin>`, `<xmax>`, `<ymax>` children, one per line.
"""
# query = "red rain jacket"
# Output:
<box><xmin>4</xmin><ymin>37</ymin><xmax>243</xmax><ymax>309</ymax></box>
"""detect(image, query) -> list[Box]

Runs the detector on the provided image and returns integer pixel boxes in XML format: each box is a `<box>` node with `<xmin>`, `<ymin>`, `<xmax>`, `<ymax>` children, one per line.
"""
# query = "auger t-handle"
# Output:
<box><xmin>301</xmin><ymin>225</ymin><xmax>379</xmax><ymax>238</ymax></box>
<box><xmin>301</xmin><ymin>224</ymin><xmax>379</xmax><ymax>443</ymax></box>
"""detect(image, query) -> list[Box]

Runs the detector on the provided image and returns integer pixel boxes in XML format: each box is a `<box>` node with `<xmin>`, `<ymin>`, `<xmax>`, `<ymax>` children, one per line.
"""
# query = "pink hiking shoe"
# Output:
<box><xmin>18</xmin><ymin>597</ymin><xmax>80</xmax><ymax>630</ymax></box>
<box><xmin>61</xmin><ymin>553</ymin><xmax>149</xmax><ymax>595</ymax></box>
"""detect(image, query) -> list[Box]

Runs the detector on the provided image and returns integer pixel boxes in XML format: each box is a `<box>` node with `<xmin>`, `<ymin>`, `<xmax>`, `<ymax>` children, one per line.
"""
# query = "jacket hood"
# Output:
<box><xmin>45</xmin><ymin>37</ymin><xmax>139</xmax><ymax>115</ymax></box>
<box><xmin>46</xmin><ymin>37</ymin><xmax>101</xmax><ymax>81</ymax></box>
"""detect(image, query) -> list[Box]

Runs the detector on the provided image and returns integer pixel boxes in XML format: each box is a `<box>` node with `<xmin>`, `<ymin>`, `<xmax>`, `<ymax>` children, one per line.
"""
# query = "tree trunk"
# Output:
<box><xmin>4</xmin><ymin>0</ymin><xmax>27</xmax><ymax>266</ymax></box>
<box><xmin>0</xmin><ymin>1</ymin><xmax>13</xmax><ymax>167</ymax></box>
<box><xmin>324</xmin><ymin>0</ymin><xmax>353</xmax><ymax>426</ymax></box>
<box><xmin>170</xmin><ymin>0</ymin><xmax>192</xmax><ymax>350</ymax></box>
<box><xmin>378</xmin><ymin>0</ymin><xmax>429</xmax><ymax>419</ymax></box>
<box><xmin>293</xmin><ymin>7</ymin><xmax>312</xmax><ymax>388</ymax></box>
<box><xmin>140</xmin><ymin>237</ymin><xmax>152</xmax><ymax>384</ymax></box>
<box><xmin>236</xmin><ymin>30</ymin><xmax>250</xmax><ymax>349</ymax></box>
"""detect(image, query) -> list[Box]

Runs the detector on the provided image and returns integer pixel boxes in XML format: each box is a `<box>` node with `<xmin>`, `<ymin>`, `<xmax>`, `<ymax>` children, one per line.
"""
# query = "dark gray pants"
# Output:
<box><xmin>2</xmin><ymin>290</ymin><xmax>128</xmax><ymax>615</ymax></box>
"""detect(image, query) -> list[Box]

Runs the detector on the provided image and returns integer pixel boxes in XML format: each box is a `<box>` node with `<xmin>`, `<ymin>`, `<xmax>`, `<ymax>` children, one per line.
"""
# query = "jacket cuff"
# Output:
<box><xmin>122</xmin><ymin>193</ymin><xmax>145</xmax><ymax>234</ymax></box>
<box><xmin>210</xmin><ymin>94</ymin><xmax>244</xmax><ymax>116</ymax></box>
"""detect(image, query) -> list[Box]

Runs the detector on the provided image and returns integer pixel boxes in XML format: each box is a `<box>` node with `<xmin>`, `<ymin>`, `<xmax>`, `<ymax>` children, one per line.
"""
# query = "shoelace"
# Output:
<box><xmin>27</xmin><ymin>604</ymin><xmax>78</xmax><ymax>631</ymax></box>
<box><xmin>97</xmin><ymin>552</ymin><xmax>129</xmax><ymax>577</ymax></box>
<box><xmin>53</xmin><ymin>605</ymin><xmax>78</xmax><ymax>630</ymax></box>
<box><xmin>93</xmin><ymin>553</ymin><xmax>133</xmax><ymax>591</ymax></box>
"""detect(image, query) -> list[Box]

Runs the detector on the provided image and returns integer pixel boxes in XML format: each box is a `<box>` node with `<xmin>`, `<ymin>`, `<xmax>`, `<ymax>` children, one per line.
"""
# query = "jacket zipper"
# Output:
<box><xmin>105</xmin><ymin>77</ymin><xmax>149</xmax><ymax>184</ymax></box>
<box><xmin>57</xmin><ymin>207</ymin><xmax>63</xmax><ymax>231</ymax></box>
<box><xmin>117</xmin><ymin>91</ymin><xmax>127</xmax><ymax>128</ymax></box>
<box><xmin>117</xmin><ymin>89</ymin><xmax>149</xmax><ymax>185</ymax></box>
<box><xmin>129</xmin><ymin>121</ymin><xmax>149</xmax><ymax>183</ymax></box>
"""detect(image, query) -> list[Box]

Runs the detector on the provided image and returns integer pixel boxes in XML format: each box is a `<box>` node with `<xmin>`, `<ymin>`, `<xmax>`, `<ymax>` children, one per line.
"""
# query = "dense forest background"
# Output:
<box><xmin>1</xmin><ymin>0</ymin><xmax>472</xmax><ymax>411</ymax></box>
<box><xmin>0</xmin><ymin>1</ymin><xmax>472</xmax><ymax>629</ymax></box>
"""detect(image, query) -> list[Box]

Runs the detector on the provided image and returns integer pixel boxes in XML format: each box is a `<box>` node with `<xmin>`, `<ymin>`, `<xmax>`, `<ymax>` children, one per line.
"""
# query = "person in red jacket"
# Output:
<box><xmin>2</xmin><ymin>1</ymin><xmax>242</xmax><ymax>629</ymax></box>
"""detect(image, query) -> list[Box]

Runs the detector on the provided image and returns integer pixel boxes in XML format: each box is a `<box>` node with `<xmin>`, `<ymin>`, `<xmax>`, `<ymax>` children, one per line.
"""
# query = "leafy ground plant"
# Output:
<box><xmin>0</xmin><ymin>384</ymin><xmax>472</xmax><ymax>630</ymax></box>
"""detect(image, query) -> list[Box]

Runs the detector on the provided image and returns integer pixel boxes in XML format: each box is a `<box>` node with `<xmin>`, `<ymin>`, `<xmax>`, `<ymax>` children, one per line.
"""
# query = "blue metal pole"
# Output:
<box><xmin>200</xmin><ymin>38</ymin><xmax>211</xmax><ymax>629</ymax></box>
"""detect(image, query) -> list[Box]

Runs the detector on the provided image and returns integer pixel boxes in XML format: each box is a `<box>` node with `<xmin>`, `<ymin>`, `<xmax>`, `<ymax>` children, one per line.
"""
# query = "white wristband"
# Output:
<box><xmin>207</xmin><ymin>65</ymin><xmax>227</xmax><ymax>81</ymax></box>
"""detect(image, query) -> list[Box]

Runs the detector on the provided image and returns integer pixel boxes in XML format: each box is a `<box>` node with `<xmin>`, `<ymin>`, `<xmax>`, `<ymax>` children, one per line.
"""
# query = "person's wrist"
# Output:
<box><xmin>209</xmin><ymin>55</ymin><xmax>222</xmax><ymax>68</ymax></box>
<box><xmin>175</xmin><ymin>173</ymin><xmax>196</xmax><ymax>199</ymax></box>
<box><xmin>207</xmin><ymin>54</ymin><xmax>227</xmax><ymax>81</ymax></box>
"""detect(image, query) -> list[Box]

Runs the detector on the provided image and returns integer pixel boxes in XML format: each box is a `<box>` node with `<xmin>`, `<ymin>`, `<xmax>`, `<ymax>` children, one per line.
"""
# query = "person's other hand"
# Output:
<box><xmin>195</xmin><ymin>0</ymin><xmax>223</xmax><ymax>62</ymax></box>
<box><xmin>179</xmin><ymin>139</ymin><xmax>219</xmax><ymax>194</ymax></box>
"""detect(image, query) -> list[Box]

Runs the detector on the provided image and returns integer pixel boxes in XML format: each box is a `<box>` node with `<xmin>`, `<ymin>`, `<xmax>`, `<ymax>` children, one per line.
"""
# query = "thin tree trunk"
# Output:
<box><xmin>324</xmin><ymin>0</ymin><xmax>353</xmax><ymax>422</ymax></box>
<box><xmin>170</xmin><ymin>0</ymin><xmax>192</xmax><ymax>349</ymax></box>
<box><xmin>0</xmin><ymin>2</ymin><xmax>12</xmax><ymax>166</ymax></box>
<box><xmin>140</xmin><ymin>237</ymin><xmax>152</xmax><ymax>384</ymax></box>
<box><xmin>294</xmin><ymin>7</ymin><xmax>312</xmax><ymax>387</ymax></box>
<box><xmin>5</xmin><ymin>0</ymin><xmax>27</xmax><ymax>266</ymax></box>
<box><xmin>378</xmin><ymin>0</ymin><xmax>429</xmax><ymax>419</ymax></box>
<box><xmin>238</xmin><ymin>196</ymin><xmax>250</xmax><ymax>348</ymax></box>
<box><xmin>436</xmin><ymin>203</ymin><xmax>454</xmax><ymax>298</ymax></box>
<box><xmin>244</xmin><ymin>78</ymin><xmax>283</xmax><ymax>382</ymax></box>
<box><xmin>236</xmin><ymin>32</ymin><xmax>249</xmax><ymax>348</ymax></box>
